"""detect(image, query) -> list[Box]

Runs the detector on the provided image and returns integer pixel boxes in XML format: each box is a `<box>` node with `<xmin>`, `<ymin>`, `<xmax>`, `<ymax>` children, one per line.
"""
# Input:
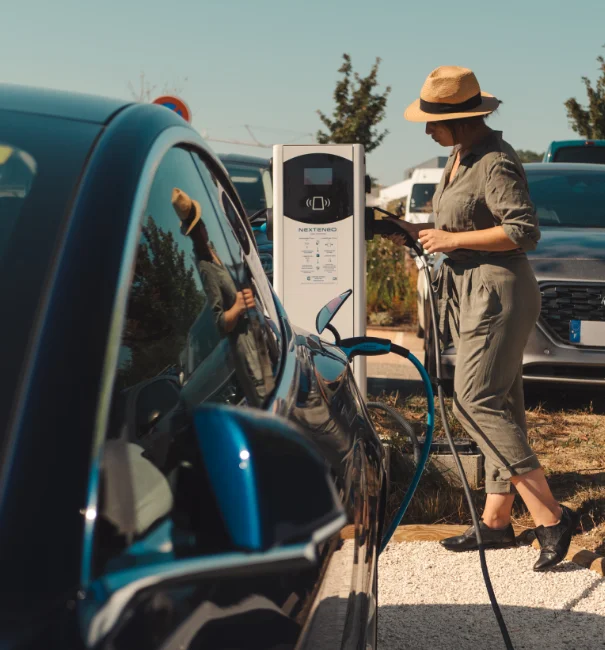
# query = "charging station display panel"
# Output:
<box><xmin>283</xmin><ymin>153</ymin><xmax>354</xmax><ymax>225</ymax></box>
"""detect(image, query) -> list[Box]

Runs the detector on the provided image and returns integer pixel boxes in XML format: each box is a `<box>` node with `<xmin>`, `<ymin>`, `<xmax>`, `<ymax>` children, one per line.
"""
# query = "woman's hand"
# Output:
<box><xmin>241</xmin><ymin>288</ymin><xmax>256</xmax><ymax>310</ymax></box>
<box><xmin>418</xmin><ymin>229</ymin><xmax>459</xmax><ymax>253</ymax></box>
<box><xmin>232</xmin><ymin>291</ymin><xmax>248</xmax><ymax>317</ymax></box>
<box><xmin>224</xmin><ymin>289</ymin><xmax>256</xmax><ymax>332</ymax></box>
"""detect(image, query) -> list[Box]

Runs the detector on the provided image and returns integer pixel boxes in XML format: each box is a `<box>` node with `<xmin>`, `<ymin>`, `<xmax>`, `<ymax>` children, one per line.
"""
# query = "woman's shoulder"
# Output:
<box><xmin>479</xmin><ymin>136</ymin><xmax>525</xmax><ymax>176</ymax></box>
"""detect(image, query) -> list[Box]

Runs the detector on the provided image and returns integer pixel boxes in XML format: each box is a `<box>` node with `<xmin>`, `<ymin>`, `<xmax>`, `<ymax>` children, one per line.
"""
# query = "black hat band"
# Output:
<box><xmin>419</xmin><ymin>92</ymin><xmax>482</xmax><ymax>115</ymax></box>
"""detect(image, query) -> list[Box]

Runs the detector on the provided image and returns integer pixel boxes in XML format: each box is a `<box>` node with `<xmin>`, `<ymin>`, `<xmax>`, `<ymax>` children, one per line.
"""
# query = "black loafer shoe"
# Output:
<box><xmin>533</xmin><ymin>505</ymin><xmax>580</xmax><ymax>572</ymax></box>
<box><xmin>440</xmin><ymin>521</ymin><xmax>517</xmax><ymax>552</ymax></box>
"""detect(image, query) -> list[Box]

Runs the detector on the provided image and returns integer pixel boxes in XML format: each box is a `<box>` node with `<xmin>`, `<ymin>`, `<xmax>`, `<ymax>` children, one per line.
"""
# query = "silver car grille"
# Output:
<box><xmin>540</xmin><ymin>282</ymin><xmax>605</xmax><ymax>346</ymax></box>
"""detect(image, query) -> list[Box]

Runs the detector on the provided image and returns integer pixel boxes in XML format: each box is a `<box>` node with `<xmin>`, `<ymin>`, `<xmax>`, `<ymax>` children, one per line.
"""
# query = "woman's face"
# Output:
<box><xmin>426</xmin><ymin>121</ymin><xmax>455</xmax><ymax>147</ymax></box>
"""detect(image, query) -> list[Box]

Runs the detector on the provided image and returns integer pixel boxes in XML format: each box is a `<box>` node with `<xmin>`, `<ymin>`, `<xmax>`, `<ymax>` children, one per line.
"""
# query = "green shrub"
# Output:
<box><xmin>366</xmin><ymin>235</ymin><xmax>417</xmax><ymax>325</ymax></box>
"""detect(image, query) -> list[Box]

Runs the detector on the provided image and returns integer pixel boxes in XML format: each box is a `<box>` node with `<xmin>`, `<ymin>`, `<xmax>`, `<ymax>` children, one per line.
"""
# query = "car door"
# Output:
<box><xmin>210</xmin><ymin>154</ymin><xmax>383</xmax><ymax>648</ymax></box>
<box><xmin>79</xmin><ymin>142</ymin><xmax>337</xmax><ymax>650</ymax></box>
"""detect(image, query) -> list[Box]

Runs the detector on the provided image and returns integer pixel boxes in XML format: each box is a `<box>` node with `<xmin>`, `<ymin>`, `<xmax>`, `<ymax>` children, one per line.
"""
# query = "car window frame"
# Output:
<box><xmin>82</xmin><ymin>125</ymin><xmax>291</xmax><ymax>589</ymax></box>
<box><xmin>78</xmin><ymin>128</ymin><xmax>308</xmax><ymax>646</ymax></box>
<box><xmin>80</xmin><ymin>126</ymin><xmax>252</xmax><ymax>587</ymax></box>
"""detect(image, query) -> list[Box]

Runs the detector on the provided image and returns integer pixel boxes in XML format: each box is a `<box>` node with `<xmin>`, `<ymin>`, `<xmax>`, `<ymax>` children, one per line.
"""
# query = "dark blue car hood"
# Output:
<box><xmin>529</xmin><ymin>227</ymin><xmax>605</xmax><ymax>281</ymax></box>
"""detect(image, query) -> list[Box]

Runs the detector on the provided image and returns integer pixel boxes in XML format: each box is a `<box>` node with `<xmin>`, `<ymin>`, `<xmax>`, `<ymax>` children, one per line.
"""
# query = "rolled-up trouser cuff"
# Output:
<box><xmin>485</xmin><ymin>454</ymin><xmax>542</xmax><ymax>494</ymax></box>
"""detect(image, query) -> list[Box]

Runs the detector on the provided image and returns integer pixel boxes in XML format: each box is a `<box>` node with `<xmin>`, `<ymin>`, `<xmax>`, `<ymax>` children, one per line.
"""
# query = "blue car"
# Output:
<box><xmin>543</xmin><ymin>139</ymin><xmax>605</xmax><ymax>164</ymax></box>
<box><xmin>0</xmin><ymin>85</ymin><xmax>387</xmax><ymax>649</ymax></box>
<box><xmin>218</xmin><ymin>153</ymin><xmax>274</xmax><ymax>281</ymax></box>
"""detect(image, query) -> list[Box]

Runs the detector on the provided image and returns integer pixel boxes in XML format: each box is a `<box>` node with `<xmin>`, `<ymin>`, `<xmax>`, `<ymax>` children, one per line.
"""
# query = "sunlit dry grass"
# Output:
<box><xmin>370</xmin><ymin>391</ymin><xmax>605</xmax><ymax>553</ymax></box>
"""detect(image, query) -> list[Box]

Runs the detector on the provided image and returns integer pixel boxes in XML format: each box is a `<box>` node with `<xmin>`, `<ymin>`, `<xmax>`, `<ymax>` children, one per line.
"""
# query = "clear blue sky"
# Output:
<box><xmin>4</xmin><ymin>0</ymin><xmax>605</xmax><ymax>185</ymax></box>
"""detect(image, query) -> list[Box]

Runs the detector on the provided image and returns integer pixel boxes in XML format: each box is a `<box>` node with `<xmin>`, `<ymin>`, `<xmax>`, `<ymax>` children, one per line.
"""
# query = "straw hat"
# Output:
<box><xmin>404</xmin><ymin>66</ymin><xmax>500</xmax><ymax>122</ymax></box>
<box><xmin>171</xmin><ymin>187</ymin><xmax>202</xmax><ymax>235</ymax></box>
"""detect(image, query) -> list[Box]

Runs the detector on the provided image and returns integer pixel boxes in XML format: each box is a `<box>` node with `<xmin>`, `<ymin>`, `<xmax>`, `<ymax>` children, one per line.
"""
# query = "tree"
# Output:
<box><xmin>118</xmin><ymin>216</ymin><xmax>204</xmax><ymax>388</ymax></box>
<box><xmin>516</xmin><ymin>150</ymin><xmax>544</xmax><ymax>163</ymax></box>
<box><xmin>564</xmin><ymin>46</ymin><xmax>605</xmax><ymax>139</ymax></box>
<box><xmin>317</xmin><ymin>54</ymin><xmax>391</xmax><ymax>153</ymax></box>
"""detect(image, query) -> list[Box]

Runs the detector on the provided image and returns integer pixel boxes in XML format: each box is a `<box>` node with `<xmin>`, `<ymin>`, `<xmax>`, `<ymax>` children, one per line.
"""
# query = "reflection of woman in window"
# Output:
<box><xmin>171</xmin><ymin>188</ymin><xmax>266</xmax><ymax>404</ymax></box>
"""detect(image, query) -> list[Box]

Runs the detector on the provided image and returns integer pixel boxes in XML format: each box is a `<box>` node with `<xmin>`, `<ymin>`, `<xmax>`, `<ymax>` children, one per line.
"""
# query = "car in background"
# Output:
<box><xmin>543</xmin><ymin>139</ymin><xmax>605</xmax><ymax>164</ymax></box>
<box><xmin>219</xmin><ymin>153</ymin><xmax>273</xmax><ymax>280</ymax></box>
<box><xmin>0</xmin><ymin>85</ymin><xmax>387</xmax><ymax>649</ymax></box>
<box><xmin>421</xmin><ymin>163</ymin><xmax>605</xmax><ymax>387</ymax></box>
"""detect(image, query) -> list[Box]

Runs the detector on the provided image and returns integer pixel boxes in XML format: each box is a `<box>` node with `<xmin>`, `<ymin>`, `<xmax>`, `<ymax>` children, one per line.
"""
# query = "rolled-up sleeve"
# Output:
<box><xmin>485</xmin><ymin>155</ymin><xmax>540</xmax><ymax>252</ymax></box>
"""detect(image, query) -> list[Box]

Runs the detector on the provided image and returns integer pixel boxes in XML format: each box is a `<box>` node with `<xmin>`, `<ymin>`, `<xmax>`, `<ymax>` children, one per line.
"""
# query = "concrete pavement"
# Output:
<box><xmin>366</xmin><ymin>328</ymin><xmax>425</xmax><ymax>384</ymax></box>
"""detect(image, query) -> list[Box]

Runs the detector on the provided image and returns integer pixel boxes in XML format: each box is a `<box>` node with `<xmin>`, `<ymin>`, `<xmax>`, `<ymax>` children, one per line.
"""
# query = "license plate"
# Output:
<box><xmin>569</xmin><ymin>320</ymin><xmax>605</xmax><ymax>346</ymax></box>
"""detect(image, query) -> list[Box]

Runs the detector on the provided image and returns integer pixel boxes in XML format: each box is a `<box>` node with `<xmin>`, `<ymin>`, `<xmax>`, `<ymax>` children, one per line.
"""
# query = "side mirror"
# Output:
<box><xmin>266</xmin><ymin>207</ymin><xmax>273</xmax><ymax>241</ymax></box>
<box><xmin>193</xmin><ymin>405</ymin><xmax>345</xmax><ymax>553</ymax></box>
<box><xmin>316</xmin><ymin>289</ymin><xmax>352</xmax><ymax>335</ymax></box>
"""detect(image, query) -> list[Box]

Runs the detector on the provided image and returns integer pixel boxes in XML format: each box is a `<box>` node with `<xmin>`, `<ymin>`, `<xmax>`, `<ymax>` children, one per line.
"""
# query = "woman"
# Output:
<box><xmin>171</xmin><ymin>187</ymin><xmax>269</xmax><ymax>405</ymax></box>
<box><xmin>398</xmin><ymin>66</ymin><xmax>578</xmax><ymax>571</ymax></box>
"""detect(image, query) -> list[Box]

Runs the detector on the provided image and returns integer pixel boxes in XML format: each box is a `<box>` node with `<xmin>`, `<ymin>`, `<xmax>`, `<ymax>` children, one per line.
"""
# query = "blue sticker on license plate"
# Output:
<box><xmin>569</xmin><ymin>320</ymin><xmax>581</xmax><ymax>343</ymax></box>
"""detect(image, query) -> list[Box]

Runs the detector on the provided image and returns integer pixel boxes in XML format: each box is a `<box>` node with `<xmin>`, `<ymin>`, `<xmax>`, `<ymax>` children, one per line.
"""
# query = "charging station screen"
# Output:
<box><xmin>304</xmin><ymin>168</ymin><xmax>332</xmax><ymax>185</ymax></box>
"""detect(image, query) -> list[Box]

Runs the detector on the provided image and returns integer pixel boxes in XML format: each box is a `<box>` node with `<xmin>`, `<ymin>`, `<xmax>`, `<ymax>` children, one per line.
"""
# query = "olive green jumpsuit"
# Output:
<box><xmin>433</xmin><ymin>130</ymin><xmax>542</xmax><ymax>494</ymax></box>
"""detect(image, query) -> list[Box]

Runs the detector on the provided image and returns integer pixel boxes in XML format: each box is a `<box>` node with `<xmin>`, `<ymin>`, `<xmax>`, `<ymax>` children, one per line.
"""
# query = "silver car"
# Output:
<box><xmin>420</xmin><ymin>163</ymin><xmax>605</xmax><ymax>386</ymax></box>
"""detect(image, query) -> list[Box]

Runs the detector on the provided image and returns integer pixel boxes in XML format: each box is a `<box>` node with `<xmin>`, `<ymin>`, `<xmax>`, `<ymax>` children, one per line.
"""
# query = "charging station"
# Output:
<box><xmin>272</xmin><ymin>144</ymin><xmax>367</xmax><ymax>393</ymax></box>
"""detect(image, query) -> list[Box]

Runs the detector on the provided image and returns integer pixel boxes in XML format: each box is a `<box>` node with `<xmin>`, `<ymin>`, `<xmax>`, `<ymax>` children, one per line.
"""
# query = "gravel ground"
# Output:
<box><xmin>379</xmin><ymin>542</ymin><xmax>605</xmax><ymax>650</ymax></box>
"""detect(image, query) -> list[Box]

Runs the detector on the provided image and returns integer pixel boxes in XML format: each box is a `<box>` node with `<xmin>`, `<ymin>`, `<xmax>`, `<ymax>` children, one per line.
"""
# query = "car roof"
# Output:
<box><xmin>0</xmin><ymin>83</ymin><xmax>131</xmax><ymax>125</ymax></box>
<box><xmin>547</xmin><ymin>139</ymin><xmax>605</xmax><ymax>147</ymax></box>
<box><xmin>524</xmin><ymin>162</ymin><xmax>605</xmax><ymax>172</ymax></box>
<box><xmin>218</xmin><ymin>153</ymin><xmax>270</xmax><ymax>166</ymax></box>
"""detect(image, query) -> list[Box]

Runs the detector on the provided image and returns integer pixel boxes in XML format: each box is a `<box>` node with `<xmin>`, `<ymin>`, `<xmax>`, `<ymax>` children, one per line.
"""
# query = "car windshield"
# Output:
<box><xmin>409</xmin><ymin>183</ymin><xmax>436</xmax><ymax>213</ymax></box>
<box><xmin>553</xmin><ymin>146</ymin><xmax>605</xmax><ymax>164</ymax></box>
<box><xmin>527</xmin><ymin>169</ymin><xmax>605</xmax><ymax>228</ymax></box>
<box><xmin>0</xmin><ymin>113</ymin><xmax>100</xmax><ymax>439</ymax></box>
<box><xmin>222</xmin><ymin>161</ymin><xmax>272</xmax><ymax>217</ymax></box>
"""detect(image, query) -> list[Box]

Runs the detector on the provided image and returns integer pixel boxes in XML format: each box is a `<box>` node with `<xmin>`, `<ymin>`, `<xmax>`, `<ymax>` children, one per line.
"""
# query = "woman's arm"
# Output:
<box><xmin>222</xmin><ymin>289</ymin><xmax>256</xmax><ymax>333</ymax></box>
<box><xmin>222</xmin><ymin>293</ymin><xmax>247</xmax><ymax>332</ymax></box>
<box><xmin>418</xmin><ymin>225</ymin><xmax>519</xmax><ymax>254</ymax></box>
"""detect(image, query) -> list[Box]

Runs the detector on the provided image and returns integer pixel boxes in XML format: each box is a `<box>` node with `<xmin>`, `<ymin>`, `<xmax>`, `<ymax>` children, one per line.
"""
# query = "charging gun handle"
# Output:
<box><xmin>371</xmin><ymin>208</ymin><xmax>424</xmax><ymax>256</ymax></box>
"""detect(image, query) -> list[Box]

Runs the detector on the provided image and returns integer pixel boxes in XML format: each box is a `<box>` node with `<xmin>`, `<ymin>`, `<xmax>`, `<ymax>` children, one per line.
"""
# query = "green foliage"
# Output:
<box><xmin>317</xmin><ymin>54</ymin><xmax>391</xmax><ymax>154</ymax></box>
<box><xmin>118</xmin><ymin>216</ymin><xmax>204</xmax><ymax>388</ymax></box>
<box><xmin>366</xmin><ymin>234</ymin><xmax>416</xmax><ymax>324</ymax></box>
<box><xmin>565</xmin><ymin>45</ymin><xmax>605</xmax><ymax>139</ymax></box>
<box><xmin>516</xmin><ymin>149</ymin><xmax>544</xmax><ymax>163</ymax></box>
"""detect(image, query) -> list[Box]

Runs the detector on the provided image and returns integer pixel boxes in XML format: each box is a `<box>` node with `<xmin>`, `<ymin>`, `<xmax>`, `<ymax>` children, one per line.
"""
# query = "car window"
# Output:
<box><xmin>92</xmin><ymin>146</ymin><xmax>278</xmax><ymax>576</ymax></box>
<box><xmin>409</xmin><ymin>183</ymin><xmax>436</xmax><ymax>213</ymax></box>
<box><xmin>195</xmin><ymin>154</ymin><xmax>282</xmax><ymax>380</ymax></box>
<box><xmin>222</xmin><ymin>161</ymin><xmax>270</xmax><ymax>216</ymax></box>
<box><xmin>527</xmin><ymin>169</ymin><xmax>605</xmax><ymax>228</ymax></box>
<box><xmin>553</xmin><ymin>146</ymin><xmax>605</xmax><ymax>164</ymax></box>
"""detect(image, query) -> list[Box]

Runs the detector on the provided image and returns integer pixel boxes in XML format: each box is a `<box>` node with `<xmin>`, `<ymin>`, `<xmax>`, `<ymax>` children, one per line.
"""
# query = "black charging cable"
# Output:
<box><xmin>371</xmin><ymin>209</ymin><xmax>515</xmax><ymax>650</ymax></box>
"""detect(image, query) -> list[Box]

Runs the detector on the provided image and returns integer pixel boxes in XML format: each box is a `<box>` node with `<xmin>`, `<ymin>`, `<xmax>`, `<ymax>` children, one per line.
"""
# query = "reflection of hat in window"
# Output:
<box><xmin>171</xmin><ymin>188</ymin><xmax>202</xmax><ymax>235</ymax></box>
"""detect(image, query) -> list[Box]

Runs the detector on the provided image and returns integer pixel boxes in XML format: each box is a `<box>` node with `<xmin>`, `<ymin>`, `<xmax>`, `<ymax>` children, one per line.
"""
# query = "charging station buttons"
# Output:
<box><xmin>305</xmin><ymin>197</ymin><xmax>331</xmax><ymax>211</ymax></box>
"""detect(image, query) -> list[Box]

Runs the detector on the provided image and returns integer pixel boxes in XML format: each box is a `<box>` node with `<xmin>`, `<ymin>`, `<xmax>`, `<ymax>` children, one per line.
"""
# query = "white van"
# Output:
<box><xmin>378</xmin><ymin>167</ymin><xmax>444</xmax><ymax>223</ymax></box>
<box><xmin>407</xmin><ymin>168</ymin><xmax>444</xmax><ymax>337</ymax></box>
<box><xmin>405</xmin><ymin>167</ymin><xmax>443</xmax><ymax>224</ymax></box>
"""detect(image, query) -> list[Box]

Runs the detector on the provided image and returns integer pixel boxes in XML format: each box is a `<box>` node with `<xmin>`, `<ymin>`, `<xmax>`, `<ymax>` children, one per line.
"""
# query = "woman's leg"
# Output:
<box><xmin>482</xmin><ymin>493</ymin><xmax>515</xmax><ymax>528</ymax></box>
<box><xmin>511</xmin><ymin>469</ymin><xmax>562</xmax><ymax>527</ymax></box>
<box><xmin>481</xmin><ymin>471</ymin><xmax>562</xmax><ymax>529</ymax></box>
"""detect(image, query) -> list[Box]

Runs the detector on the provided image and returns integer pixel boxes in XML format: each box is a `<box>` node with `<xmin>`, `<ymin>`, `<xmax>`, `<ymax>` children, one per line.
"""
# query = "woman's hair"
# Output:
<box><xmin>189</xmin><ymin>221</ymin><xmax>214</xmax><ymax>263</ymax></box>
<box><xmin>443</xmin><ymin>104</ymin><xmax>502</xmax><ymax>143</ymax></box>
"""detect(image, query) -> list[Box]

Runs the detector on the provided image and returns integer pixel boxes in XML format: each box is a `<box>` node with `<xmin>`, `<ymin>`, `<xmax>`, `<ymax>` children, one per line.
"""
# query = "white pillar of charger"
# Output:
<box><xmin>272</xmin><ymin>144</ymin><xmax>367</xmax><ymax>395</ymax></box>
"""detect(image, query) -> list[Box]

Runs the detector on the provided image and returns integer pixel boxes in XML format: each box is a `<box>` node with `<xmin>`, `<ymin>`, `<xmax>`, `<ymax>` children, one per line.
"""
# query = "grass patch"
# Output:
<box><xmin>370</xmin><ymin>389</ymin><xmax>605</xmax><ymax>554</ymax></box>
